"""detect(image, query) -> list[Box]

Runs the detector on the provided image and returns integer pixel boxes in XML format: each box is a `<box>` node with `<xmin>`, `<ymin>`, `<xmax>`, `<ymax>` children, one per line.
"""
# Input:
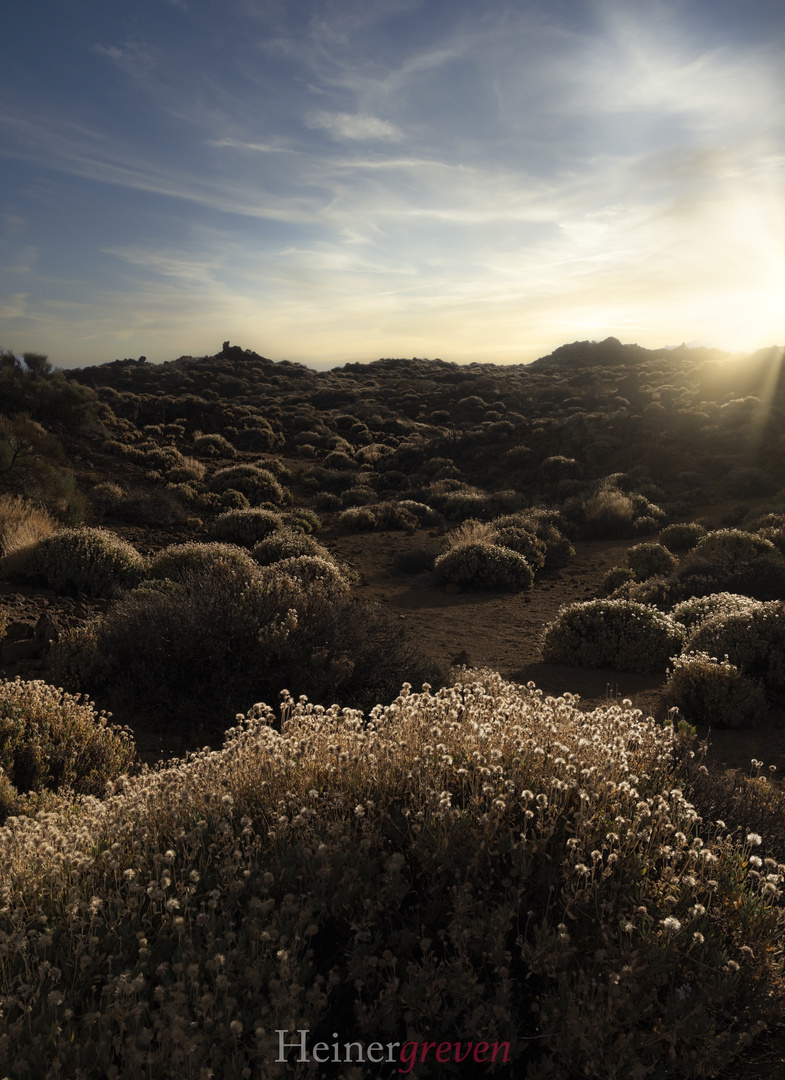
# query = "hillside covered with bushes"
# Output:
<box><xmin>1</xmin><ymin>337</ymin><xmax>785</xmax><ymax>1077</ymax></box>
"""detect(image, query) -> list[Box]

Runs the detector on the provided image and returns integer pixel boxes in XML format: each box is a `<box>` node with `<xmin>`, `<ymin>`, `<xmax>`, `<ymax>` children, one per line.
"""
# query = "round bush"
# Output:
<box><xmin>209</xmin><ymin>465</ymin><xmax>287</xmax><ymax>506</ymax></box>
<box><xmin>252</xmin><ymin>528</ymin><xmax>332</xmax><ymax>566</ymax></box>
<box><xmin>542</xmin><ymin>599</ymin><xmax>686</xmax><ymax>673</ymax></box>
<box><xmin>602</xmin><ymin>566</ymin><xmax>635</xmax><ymax>594</ymax></box>
<box><xmin>434</xmin><ymin>542</ymin><xmax>534</xmax><ymax>591</ymax></box>
<box><xmin>339</xmin><ymin>506</ymin><xmax>378</xmax><ymax>532</ymax></box>
<box><xmin>490</xmin><ymin>526</ymin><xmax>547</xmax><ymax>571</ymax></box>
<box><xmin>19</xmin><ymin>527</ymin><xmax>145</xmax><ymax>597</ymax></box>
<box><xmin>267</xmin><ymin>555</ymin><xmax>350</xmax><ymax>596</ymax></box>
<box><xmin>193</xmin><ymin>433</ymin><xmax>236</xmax><ymax>458</ymax></box>
<box><xmin>693</xmin><ymin>529</ymin><xmax>778</xmax><ymax>562</ymax></box>
<box><xmin>665</xmin><ymin>652</ymin><xmax>767</xmax><ymax>728</ymax></box>
<box><xmin>625</xmin><ymin>542</ymin><xmax>677</xmax><ymax>581</ymax></box>
<box><xmin>658</xmin><ymin>522</ymin><xmax>707</xmax><ymax>552</ymax></box>
<box><xmin>283</xmin><ymin>508</ymin><xmax>322</xmax><ymax>535</ymax></box>
<box><xmin>686</xmin><ymin>601</ymin><xmax>785</xmax><ymax>700</ymax></box>
<box><xmin>211</xmin><ymin>508</ymin><xmax>284</xmax><ymax>547</ymax></box>
<box><xmin>147</xmin><ymin>541</ymin><xmax>259</xmax><ymax>584</ymax></box>
<box><xmin>0</xmin><ymin>678</ymin><xmax>136</xmax><ymax>810</ymax></box>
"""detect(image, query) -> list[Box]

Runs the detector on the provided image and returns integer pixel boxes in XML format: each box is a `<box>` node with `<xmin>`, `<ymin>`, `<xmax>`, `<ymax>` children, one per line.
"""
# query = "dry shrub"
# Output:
<box><xmin>252</xmin><ymin>528</ymin><xmax>331</xmax><ymax>566</ymax></box>
<box><xmin>582</xmin><ymin>488</ymin><xmax>635</xmax><ymax>538</ymax></box>
<box><xmin>0</xmin><ymin>493</ymin><xmax>57</xmax><ymax>556</ymax></box>
<box><xmin>686</xmin><ymin>601</ymin><xmax>785</xmax><ymax>702</ymax></box>
<box><xmin>0</xmin><ymin>678</ymin><xmax>135</xmax><ymax>820</ymax></box>
<box><xmin>209</xmin><ymin>464</ymin><xmax>288</xmax><ymax>506</ymax></box>
<box><xmin>165</xmin><ymin>455</ymin><xmax>206</xmax><ymax>483</ymax></box>
<box><xmin>1</xmin><ymin>673</ymin><xmax>783</xmax><ymax>1078</ymax></box>
<box><xmin>445</xmin><ymin>519</ymin><xmax>492</xmax><ymax>549</ymax></box>
<box><xmin>659</xmin><ymin>522</ymin><xmax>707</xmax><ymax>552</ymax></box>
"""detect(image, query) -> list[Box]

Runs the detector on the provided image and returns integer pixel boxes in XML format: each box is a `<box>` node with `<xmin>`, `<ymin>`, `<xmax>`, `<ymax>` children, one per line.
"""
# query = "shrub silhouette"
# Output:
<box><xmin>435</xmin><ymin>541</ymin><xmax>534</xmax><ymax>590</ymax></box>
<box><xmin>52</xmin><ymin>562</ymin><xmax>443</xmax><ymax>729</ymax></box>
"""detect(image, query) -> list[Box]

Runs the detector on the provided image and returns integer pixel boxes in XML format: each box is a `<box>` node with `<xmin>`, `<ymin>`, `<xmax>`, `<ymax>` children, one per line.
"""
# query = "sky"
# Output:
<box><xmin>2</xmin><ymin>0</ymin><xmax>785</xmax><ymax>370</ymax></box>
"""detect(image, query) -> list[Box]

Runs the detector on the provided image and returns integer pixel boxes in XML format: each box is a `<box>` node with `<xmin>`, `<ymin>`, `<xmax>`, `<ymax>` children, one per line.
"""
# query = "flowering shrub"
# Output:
<box><xmin>665</xmin><ymin>652</ymin><xmax>768</xmax><ymax>728</ymax></box>
<box><xmin>147</xmin><ymin>541</ymin><xmax>258</xmax><ymax>584</ymax></box>
<box><xmin>6</xmin><ymin>527</ymin><xmax>145</xmax><ymax>597</ymax></box>
<box><xmin>208</xmin><ymin>464</ymin><xmax>288</xmax><ymax>506</ymax></box>
<box><xmin>686</xmin><ymin>602</ymin><xmax>785</xmax><ymax>701</ymax></box>
<box><xmin>0</xmin><ymin>678</ymin><xmax>135</xmax><ymax>819</ymax></box>
<box><xmin>671</xmin><ymin>593</ymin><xmax>760</xmax><ymax>634</ymax></box>
<box><xmin>542</xmin><ymin>599</ymin><xmax>686</xmax><ymax>672</ymax></box>
<box><xmin>211</xmin><ymin>508</ymin><xmax>284</xmax><ymax>547</ymax></box>
<box><xmin>659</xmin><ymin>522</ymin><xmax>707</xmax><ymax>552</ymax></box>
<box><xmin>0</xmin><ymin>673</ymin><xmax>782</xmax><ymax>1078</ymax></box>
<box><xmin>625</xmin><ymin>541</ymin><xmax>677</xmax><ymax>581</ymax></box>
<box><xmin>434</xmin><ymin>541</ymin><xmax>534</xmax><ymax>591</ymax></box>
<box><xmin>252</xmin><ymin>528</ymin><xmax>332</xmax><ymax>566</ymax></box>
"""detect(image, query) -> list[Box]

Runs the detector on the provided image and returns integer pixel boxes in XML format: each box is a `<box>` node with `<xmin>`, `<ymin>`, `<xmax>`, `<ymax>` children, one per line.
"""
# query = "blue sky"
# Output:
<box><xmin>2</xmin><ymin>0</ymin><xmax>784</xmax><ymax>369</ymax></box>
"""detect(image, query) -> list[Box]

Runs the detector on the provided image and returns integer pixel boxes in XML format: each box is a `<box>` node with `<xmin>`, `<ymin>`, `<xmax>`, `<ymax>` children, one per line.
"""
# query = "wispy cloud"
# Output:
<box><xmin>305</xmin><ymin>111</ymin><xmax>402</xmax><ymax>141</ymax></box>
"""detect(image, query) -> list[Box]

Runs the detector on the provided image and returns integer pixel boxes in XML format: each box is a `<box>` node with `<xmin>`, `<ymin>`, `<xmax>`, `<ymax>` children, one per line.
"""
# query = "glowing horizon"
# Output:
<box><xmin>1</xmin><ymin>0</ymin><xmax>784</xmax><ymax>370</ymax></box>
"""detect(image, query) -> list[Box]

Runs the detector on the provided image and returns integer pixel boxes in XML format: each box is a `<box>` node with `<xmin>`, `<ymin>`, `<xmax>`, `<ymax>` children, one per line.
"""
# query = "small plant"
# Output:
<box><xmin>5</xmin><ymin>527</ymin><xmax>145</xmax><ymax>597</ymax></box>
<box><xmin>542</xmin><ymin>599</ymin><xmax>686</xmax><ymax>672</ymax></box>
<box><xmin>665</xmin><ymin>652</ymin><xmax>767</xmax><ymax>728</ymax></box>
<box><xmin>434</xmin><ymin>541</ymin><xmax>534</xmax><ymax>591</ymax></box>
<box><xmin>625</xmin><ymin>541</ymin><xmax>678</xmax><ymax>581</ymax></box>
